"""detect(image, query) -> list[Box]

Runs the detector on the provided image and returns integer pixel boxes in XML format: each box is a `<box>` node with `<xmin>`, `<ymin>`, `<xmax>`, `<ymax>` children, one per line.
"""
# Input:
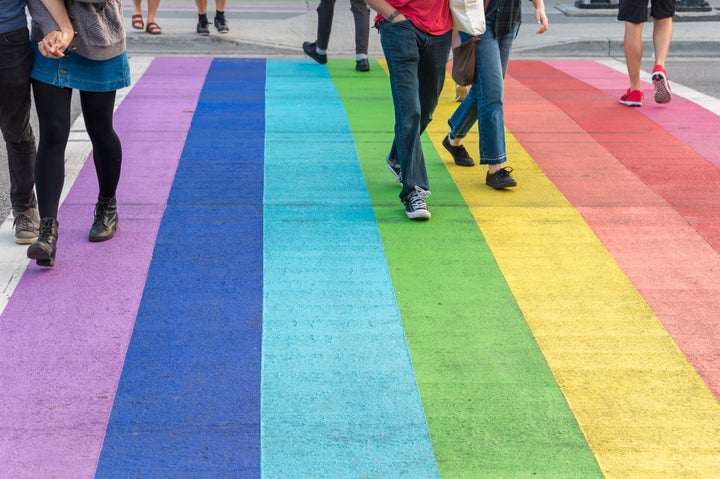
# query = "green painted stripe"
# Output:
<box><xmin>329</xmin><ymin>59</ymin><xmax>603</xmax><ymax>478</ymax></box>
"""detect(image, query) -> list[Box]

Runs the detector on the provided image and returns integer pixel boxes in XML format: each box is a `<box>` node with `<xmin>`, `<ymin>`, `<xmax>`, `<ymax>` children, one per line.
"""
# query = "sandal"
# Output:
<box><xmin>131</xmin><ymin>14</ymin><xmax>144</xmax><ymax>30</ymax></box>
<box><xmin>145</xmin><ymin>22</ymin><xmax>162</xmax><ymax>35</ymax></box>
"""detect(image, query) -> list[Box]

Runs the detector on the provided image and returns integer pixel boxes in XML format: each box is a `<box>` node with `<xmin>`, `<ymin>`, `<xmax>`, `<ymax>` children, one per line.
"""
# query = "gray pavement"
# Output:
<box><xmin>122</xmin><ymin>0</ymin><xmax>720</xmax><ymax>58</ymax></box>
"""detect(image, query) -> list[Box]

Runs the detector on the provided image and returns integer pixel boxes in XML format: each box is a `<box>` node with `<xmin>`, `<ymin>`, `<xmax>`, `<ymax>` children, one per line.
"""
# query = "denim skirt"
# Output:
<box><xmin>30</xmin><ymin>45</ymin><xmax>131</xmax><ymax>92</ymax></box>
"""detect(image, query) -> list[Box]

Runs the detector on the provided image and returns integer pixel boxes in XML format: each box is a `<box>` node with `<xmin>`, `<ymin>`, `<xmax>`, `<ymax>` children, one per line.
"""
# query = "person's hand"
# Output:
<box><xmin>535</xmin><ymin>7</ymin><xmax>549</xmax><ymax>34</ymax></box>
<box><xmin>38</xmin><ymin>28</ymin><xmax>73</xmax><ymax>58</ymax></box>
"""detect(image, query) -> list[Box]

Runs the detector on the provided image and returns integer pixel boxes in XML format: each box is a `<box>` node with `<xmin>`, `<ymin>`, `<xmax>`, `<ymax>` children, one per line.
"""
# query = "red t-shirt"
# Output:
<box><xmin>374</xmin><ymin>0</ymin><xmax>453</xmax><ymax>36</ymax></box>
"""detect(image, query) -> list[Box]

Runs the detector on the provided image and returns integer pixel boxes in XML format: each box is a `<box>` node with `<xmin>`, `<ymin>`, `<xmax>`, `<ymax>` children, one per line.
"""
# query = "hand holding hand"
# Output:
<box><xmin>38</xmin><ymin>28</ymin><xmax>73</xmax><ymax>59</ymax></box>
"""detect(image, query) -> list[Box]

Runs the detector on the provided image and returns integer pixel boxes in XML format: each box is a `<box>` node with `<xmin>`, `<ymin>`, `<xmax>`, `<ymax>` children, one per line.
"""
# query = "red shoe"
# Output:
<box><xmin>652</xmin><ymin>65</ymin><xmax>672</xmax><ymax>104</ymax></box>
<box><xmin>619</xmin><ymin>88</ymin><xmax>643</xmax><ymax>107</ymax></box>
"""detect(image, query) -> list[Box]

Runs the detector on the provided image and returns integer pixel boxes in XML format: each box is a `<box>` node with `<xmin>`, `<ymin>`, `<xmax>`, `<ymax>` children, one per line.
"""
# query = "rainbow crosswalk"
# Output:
<box><xmin>0</xmin><ymin>57</ymin><xmax>718</xmax><ymax>478</ymax></box>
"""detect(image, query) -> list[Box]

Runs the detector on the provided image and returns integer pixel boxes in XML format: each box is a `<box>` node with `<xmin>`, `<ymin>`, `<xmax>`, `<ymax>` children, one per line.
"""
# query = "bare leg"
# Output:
<box><xmin>652</xmin><ymin>16</ymin><xmax>673</xmax><ymax>67</ymax></box>
<box><xmin>146</xmin><ymin>0</ymin><xmax>160</xmax><ymax>24</ymax></box>
<box><xmin>624</xmin><ymin>21</ymin><xmax>644</xmax><ymax>91</ymax></box>
<box><xmin>195</xmin><ymin>0</ymin><xmax>208</xmax><ymax>15</ymax></box>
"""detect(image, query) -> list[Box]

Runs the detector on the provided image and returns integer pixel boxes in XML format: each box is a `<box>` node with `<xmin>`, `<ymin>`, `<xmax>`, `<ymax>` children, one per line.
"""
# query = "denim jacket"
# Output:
<box><xmin>27</xmin><ymin>0</ymin><xmax>125</xmax><ymax>61</ymax></box>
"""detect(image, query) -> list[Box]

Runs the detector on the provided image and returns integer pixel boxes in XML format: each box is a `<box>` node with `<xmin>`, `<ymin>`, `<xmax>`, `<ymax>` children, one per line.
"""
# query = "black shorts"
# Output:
<box><xmin>618</xmin><ymin>0</ymin><xmax>675</xmax><ymax>23</ymax></box>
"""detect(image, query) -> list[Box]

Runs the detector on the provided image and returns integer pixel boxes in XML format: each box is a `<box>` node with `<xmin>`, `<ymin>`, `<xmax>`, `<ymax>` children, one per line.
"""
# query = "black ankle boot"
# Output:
<box><xmin>27</xmin><ymin>217</ymin><xmax>59</xmax><ymax>267</ymax></box>
<box><xmin>89</xmin><ymin>196</ymin><xmax>118</xmax><ymax>242</ymax></box>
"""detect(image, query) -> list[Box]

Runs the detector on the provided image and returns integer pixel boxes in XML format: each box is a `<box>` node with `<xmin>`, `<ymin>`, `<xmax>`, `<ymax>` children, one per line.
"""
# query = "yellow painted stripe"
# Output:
<box><xmin>428</xmin><ymin>73</ymin><xmax>720</xmax><ymax>478</ymax></box>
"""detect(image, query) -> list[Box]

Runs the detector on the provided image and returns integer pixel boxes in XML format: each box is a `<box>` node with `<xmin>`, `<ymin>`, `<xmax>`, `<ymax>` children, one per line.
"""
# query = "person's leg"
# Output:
<box><xmin>31</xmin><ymin>80</ymin><xmax>72</xmax><ymax>220</ymax></box>
<box><xmin>0</xmin><ymin>29</ymin><xmax>38</xmax><ymax>212</ymax></box>
<box><xmin>350</xmin><ymin>0</ymin><xmax>370</xmax><ymax>56</ymax></box>
<box><xmin>379</xmin><ymin>21</ymin><xmax>426</xmax><ymax>198</ymax></box>
<box><xmin>195</xmin><ymin>0</ymin><xmax>208</xmax><ymax>15</ymax></box>
<box><xmin>133</xmin><ymin>0</ymin><xmax>143</xmax><ymax>16</ymax></box>
<box><xmin>80</xmin><ymin>90</ymin><xmax>122</xmax><ymax>241</ymax></box>
<box><xmin>316</xmin><ymin>0</ymin><xmax>336</xmax><ymax>51</ymax></box>
<box><xmin>196</xmin><ymin>0</ymin><xmax>210</xmax><ymax>34</ymax></box>
<box><xmin>624</xmin><ymin>21</ymin><xmax>644</xmax><ymax>92</ymax></box>
<box><xmin>213</xmin><ymin>0</ymin><xmax>229</xmax><ymax>32</ymax></box>
<box><xmin>80</xmin><ymin>90</ymin><xmax>122</xmax><ymax>200</ymax></box>
<box><xmin>146</xmin><ymin>0</ymin><xmax>161</xmax><ymax>25</ymax></box>
<box><xmin>651</xmin><ymin>17</ymin><xmax>672</xmax><ymax>66</ymax></box>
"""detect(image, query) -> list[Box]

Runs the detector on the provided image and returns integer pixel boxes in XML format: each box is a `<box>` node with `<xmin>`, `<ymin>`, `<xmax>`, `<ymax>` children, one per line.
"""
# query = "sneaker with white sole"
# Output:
<box><xmin>386</xmin><ymin>154</ymin><xmax>402</xmax><ymax>185</ymax></box>
<box><xmin>13</xmin><ymin>207</ymin><xmax>40</xmax><ymax>244</ymax></box>
<box><xmin>652</xmin><ymin>65</ymin><xmax>672</xmax><ymax>104</ymax></box>
<box><xmin>403</xmin><ymin>186</ymin><xmax>431</xmax><ymax>220</ymax></box>
<box><xmin>619</xmin><ymin>88</ymin><xmax>643</xmax><ymax>107</ymax></box>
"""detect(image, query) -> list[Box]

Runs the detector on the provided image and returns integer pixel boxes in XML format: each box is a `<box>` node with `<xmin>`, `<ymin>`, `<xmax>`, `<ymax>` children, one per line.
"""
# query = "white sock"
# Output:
<box><xmin>356</xmin><ymin>53</ymin><xmax>368</xmax><ymax>61</ymax></box>
<box><xmin>316</xmin><ymin>47</ymin><xmax>327</xmax><ymax>55</ymax></box>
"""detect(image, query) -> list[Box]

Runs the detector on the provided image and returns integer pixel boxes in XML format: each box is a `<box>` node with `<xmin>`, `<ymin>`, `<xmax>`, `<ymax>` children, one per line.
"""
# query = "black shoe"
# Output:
<box><xmin>402</xmin><ymin>186</ymin><xmax>431</xmax><ymax>221</ymax></box>
<box><xmin>302</xmin><ymin>41</ymin><xmax>327</xmax><ymax>65</ymax></box>
<box><xmin>355</xmin><ymin>58</ymin><xmax>370</xmax><ymax>72</ymax></box>
<box><xmin>486</xmin><ymin>167</ymin><xmax>517</xmax><ymax>189</ymax></box>
<box><xmin>214</xmin><ymin>14</ymin><xmax>229</xmax><ymax>33</ymax></box>
<box><xmin>442</xmin><ymin>135</ymin><xmax>474</xmax><ymax>166</ymax></box>
<box><xmin>197</xmin><ymin>20</ymin><xmax>209</xmax><ymax>35</ymax></box>
<box><xmin>89</xmin><ymin>197</ymin><xmax>118</xmax><ymax>242</ymax></box>
<box><xmin>27</xmin><ymin>217</ymin><xmax>58</xmax><ymax>267</ymax></box>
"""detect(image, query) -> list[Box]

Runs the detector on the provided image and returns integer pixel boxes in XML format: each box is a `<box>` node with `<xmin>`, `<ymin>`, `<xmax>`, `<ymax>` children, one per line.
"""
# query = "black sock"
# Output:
<box><xmin>215</xmin><ymin>10</ymin><xmax>225</xmax><ymax>19</ymax></box>
<box><xmin>199</xmin><ymin>13</ymin><xmax>208</xmax><ymax>24</ymax></box>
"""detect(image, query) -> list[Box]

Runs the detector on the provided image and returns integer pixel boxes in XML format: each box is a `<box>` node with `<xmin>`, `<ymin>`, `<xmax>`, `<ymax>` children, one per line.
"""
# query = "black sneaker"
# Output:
<box><xmin>214</xmin><ymin>14</ymin><xmax>229</xmax><ymax>33</ymax></box>
<box><xmin>386</xmin><ymin>154</ymin><xmax>402</xmax><ymax>185</ymax></box>
<box><xmin>486</xmin><ymin>167</ymin><xmax>517</xmax><ymax>189</ymax></box>
<box><xmin>403</xmin><ymin>186</ymin><xmax>431</xmax><ymax>221</ymax></box>
<box><xmin>197</xmin><ymin>20</ymin><xmax>209</xmax><ymax>35</ymax></box>
<box><xmin>356</xmin><ymin>58</ymin><xmax>370</xmax><ymax>72</ymax></box>
<box><xmin>442</xmin><ymin>135</ymin><xmax>474</xmax><ymax>166</ymax></box>
<box><xmin>302</xmin><ymin>41</ymin><xmax>327</xmax><ymax>65</ymax></box>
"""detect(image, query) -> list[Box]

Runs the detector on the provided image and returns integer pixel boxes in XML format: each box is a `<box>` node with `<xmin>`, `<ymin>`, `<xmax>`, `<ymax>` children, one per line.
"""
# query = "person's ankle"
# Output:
<box><xmin>448</xmin><ymin>134</ymin><xmax>462</xmax><ymax>147</ymax></box>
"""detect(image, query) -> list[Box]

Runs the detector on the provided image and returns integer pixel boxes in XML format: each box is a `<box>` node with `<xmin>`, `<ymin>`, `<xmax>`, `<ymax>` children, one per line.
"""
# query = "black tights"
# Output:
<box><xmin>31</xmin><ymin>80</ymin><xmax>122</xmax><ymax>219</ymax></box>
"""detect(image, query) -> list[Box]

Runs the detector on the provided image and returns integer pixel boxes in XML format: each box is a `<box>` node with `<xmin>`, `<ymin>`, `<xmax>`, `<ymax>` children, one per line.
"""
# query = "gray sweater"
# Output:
<box><xmin>28</xmin><ymin>0</ymin><xmax>125</xmax><ymax>61</ymax></box>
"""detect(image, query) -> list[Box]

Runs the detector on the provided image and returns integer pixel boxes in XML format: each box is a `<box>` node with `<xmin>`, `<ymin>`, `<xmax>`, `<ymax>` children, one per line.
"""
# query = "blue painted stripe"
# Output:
<box><xmin>96</xmin><ymin>59</ymin><xmax>265</xmax><ymax>477</ymax></box>
<box><xmin>261</xmin><ymin>59</ymin><xmax>438</xmax><ymax>477</ymax></box>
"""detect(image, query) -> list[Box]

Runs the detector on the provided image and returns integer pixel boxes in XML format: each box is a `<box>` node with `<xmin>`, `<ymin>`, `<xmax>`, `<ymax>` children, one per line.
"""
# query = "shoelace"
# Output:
<box><xmin>94</xmin><ymin>202</ymin><xmax>111</xmax><ymax>226</ymax></box>
<box><xmin>13</xmin><ymin>212</ymin><xmax>35</xmax><ymax>232</ymax></box>
<box><xmin>409</xmin><ymin>187</ymin><xmax>430</xmax><ymax>210</ymax></box>
<box><xmin>495</xmin><ymin>167</ymin><xmax>514</xmax><ymax>177</ymax></box>
<box><xmin>37</xmin><ymin>219</ymin><xmax>54</xmax><ymax>238</ymax></box>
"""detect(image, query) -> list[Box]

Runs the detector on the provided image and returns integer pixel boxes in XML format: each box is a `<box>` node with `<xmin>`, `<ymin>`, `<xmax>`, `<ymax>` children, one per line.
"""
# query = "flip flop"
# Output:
<box><xmin>131</xmin><ymin>14</ymin><xmax>144</xmax><ymax>30</ymax></box>
<box><xmin>145</xmin><ymin>22</ymin><xmax>162</xmax><ymax>35</ymax></box>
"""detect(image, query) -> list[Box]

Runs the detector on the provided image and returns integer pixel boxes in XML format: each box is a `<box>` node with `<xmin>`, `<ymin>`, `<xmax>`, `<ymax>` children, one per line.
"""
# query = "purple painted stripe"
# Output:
<box><xmin>0</xmin><ymin>57</ymin><xmax>211</xmax><ymax>477</ymax></box>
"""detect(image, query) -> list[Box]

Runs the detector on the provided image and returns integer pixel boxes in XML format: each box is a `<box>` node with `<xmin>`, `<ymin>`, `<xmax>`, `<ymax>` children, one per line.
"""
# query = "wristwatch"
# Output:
<box><xmin>387</xmin><ymin>10</ymin><xmax>401</xmax><ymax>22</ymax></box>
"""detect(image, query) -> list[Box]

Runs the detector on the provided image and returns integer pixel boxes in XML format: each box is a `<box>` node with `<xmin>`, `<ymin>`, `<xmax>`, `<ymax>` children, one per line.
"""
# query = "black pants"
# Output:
<box><xmin>32</xmin><ymin>80</ymin><xmax>122</xmax><ymax>219</ymax></box>
<box><xmin>0</xmin><ymin>27</ymin><xmax>37</xmax><ymax>211</ymax></box>
<box><xmin>316</xmin><ymin>0</ymin><xmax>370</xmax><ymax>55</ymax></box>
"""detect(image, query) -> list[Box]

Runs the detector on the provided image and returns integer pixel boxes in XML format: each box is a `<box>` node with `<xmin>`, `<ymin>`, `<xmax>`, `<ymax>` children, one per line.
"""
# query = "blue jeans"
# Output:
<box><xmin>0</xmin><ymin>27</ymin><xmax>37</xmax><ymax>210</ymax></box>
<box><xmin>448</xmin><ymin>18</ymin><xmax>519</xmax><ymax>165</ymax></box>
<box><xmin>379</xmin><ymin>19</ymin><xmax>451</xmax><ymax>201</ymax></box>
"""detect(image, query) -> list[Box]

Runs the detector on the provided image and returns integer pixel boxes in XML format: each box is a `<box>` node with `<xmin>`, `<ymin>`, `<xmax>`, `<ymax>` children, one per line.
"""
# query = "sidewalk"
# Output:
<box><xmin>122</xmin><ymin>0</ymin><xmax>720</xmax><ymax>57</ymax></box>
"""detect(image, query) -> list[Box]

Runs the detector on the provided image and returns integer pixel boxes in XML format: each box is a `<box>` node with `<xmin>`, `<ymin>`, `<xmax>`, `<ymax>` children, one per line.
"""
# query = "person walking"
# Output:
<box><xmin>195</xmin><ymin>0</ymin><xmax>229</xmax><ymax>35</ymax></box>
<box><xmin>366</xmin><ymin>0</ymin><xmax>453</xmax><ymax>220</ymax></box>
<box><xmin>0</xmin><ymin>1</ymin><xmax>44</xmax><ymax>244</ymax></box>
<box><xmin>131</xmin><ymin>0</ymin><xmax>162</xmax><ymax>35</ymax></box>
<box><xmin>303</xmin><ymin>0</ymin><xmax>372</xmax><ymax>72</ymax></box>
<box><xmin>618</xmin><ymin>0</ymin><xmax>674</xmax><ymax>106</ymax></box>
<box><xmin>26</xmin><ymin>0</ymin><xmax>131</xmax><ymax>267</ymax></box>
<box><xmin>443</xmin><ymin>0</ymin><xmax>548</xmax><ymax>190</ymax></box>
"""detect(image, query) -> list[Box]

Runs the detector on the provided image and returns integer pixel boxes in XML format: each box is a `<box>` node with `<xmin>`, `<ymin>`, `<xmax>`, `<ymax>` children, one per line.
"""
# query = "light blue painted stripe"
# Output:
<box><xmin>261</xmin><ymin>59</ymin><xmax>439</xmax><ymax>478</ymax></box>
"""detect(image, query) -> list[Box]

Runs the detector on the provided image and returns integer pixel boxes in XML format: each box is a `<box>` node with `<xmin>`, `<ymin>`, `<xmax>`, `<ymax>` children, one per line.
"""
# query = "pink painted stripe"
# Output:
<box><xmin>545</xmin><ymin>60</ymin><xmax>720</xmax><ymax>168</ymax></box>
<box><xmin>0</xmin><ymin>57</ymin><xmax>211</xmax><ymax>477</ymax></box>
